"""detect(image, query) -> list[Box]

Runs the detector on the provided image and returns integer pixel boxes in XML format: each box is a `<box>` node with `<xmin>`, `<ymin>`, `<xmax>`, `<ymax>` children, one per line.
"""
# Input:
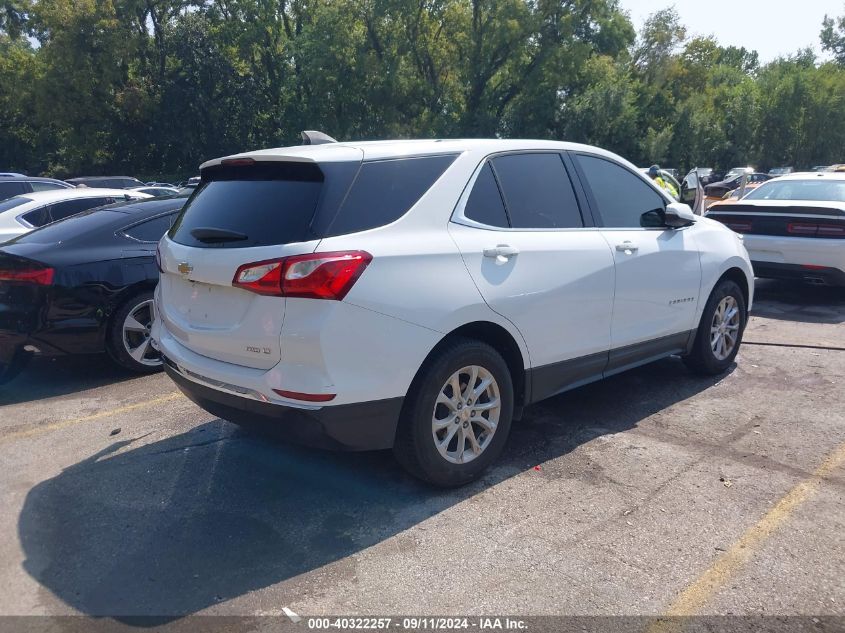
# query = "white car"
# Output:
<box><xmin>154</xmin><ymin>137</ymin><xmax>754</xmax><ymax>486</ymax></box>
<box><xmin>706</xmin><ymin>172</ymin><xmax>845</xmax><ymax>286</ymax></box>
<box><xmin>131</xmin><ymin>186</ymin><xmax>181</xmax><ymax>197</ymax></box>
<box><xmin>0</xmin><ymin>188</ymin><xmax>151</xmax><ymax>242</ymax></box>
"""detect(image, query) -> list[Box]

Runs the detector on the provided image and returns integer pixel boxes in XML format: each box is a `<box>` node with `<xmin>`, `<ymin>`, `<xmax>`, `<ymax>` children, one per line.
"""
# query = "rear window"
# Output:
<box><xmin>0</xmin><ymin>196</ymin><xmax>31</xmax><ymax>213</ymax></box>
<box><xmin>169</xmin><ymin>155</ymin><xmax>457</xmax><ymax>247</ymax></box>
<box><xmin>745</xmin><ymin>180</ymin><xmax>845</xmax><ymax>203</ymax></box>
<box><xmin>169</xmin><ymin>162</ymin><xmax>324</xmax><ymax>248</ymax></box>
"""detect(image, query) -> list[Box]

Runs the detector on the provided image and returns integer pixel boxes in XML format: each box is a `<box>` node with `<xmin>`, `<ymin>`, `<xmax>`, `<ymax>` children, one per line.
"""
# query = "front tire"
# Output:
<box><xmin>394</xmin><ymin>338</ymin><xmax>514</xmax><ymax>487</ymax></box>
<box><xmin>684</xmin><ymin>279</ymin><xmax>746</xmax><ymax>375</ymax></box>
<box><xmin>106</xmin><ymin>292</ymin><xmax>162</xmax><ymax>374</ymax></box>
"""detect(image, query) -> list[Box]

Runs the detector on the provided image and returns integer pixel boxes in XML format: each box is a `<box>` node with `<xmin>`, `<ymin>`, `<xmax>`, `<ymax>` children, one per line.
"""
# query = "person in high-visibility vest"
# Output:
<box><xmin>648</xmin><ymin>164</ymin><xmax>678</xmax><ymax>199</ymax></box>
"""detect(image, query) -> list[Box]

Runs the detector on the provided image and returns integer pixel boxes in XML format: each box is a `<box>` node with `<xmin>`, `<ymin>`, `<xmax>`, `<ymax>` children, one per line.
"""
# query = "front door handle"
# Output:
<box><xmin>483</xmin><ymin>245</ymin><xmax>520</xmax><ymax>262</ymax></box>
<box><xmin>615</xmin><ymin>241</ymin><xmax>639</xmax><ymax>255</ymax></box>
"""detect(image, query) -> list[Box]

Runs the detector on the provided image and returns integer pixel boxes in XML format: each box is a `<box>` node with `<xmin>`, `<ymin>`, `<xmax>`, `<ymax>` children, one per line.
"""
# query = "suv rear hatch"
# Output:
<box><xmin>157</xmin><ymin>154</ymin><xmax>362</xmax><ymax>369</ymax></box>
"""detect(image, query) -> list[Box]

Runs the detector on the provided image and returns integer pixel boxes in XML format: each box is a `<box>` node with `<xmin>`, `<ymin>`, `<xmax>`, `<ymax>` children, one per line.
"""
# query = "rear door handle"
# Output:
<box><xmin>615</xmin><ymin>241</ymin><xmax>639</xmax><ymax>255</ymax></box>
<box><xmin>483</xmin><ymin>245</ymin><xmax>519</xmax><ymax>258</ymax></box>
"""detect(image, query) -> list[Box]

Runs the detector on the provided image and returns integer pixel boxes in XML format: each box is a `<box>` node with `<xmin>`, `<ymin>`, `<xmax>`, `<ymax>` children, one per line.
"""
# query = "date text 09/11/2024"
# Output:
<box><xmin>305</xmin><ymin>618</ymin><xmax>528</xmax><ymax>630</ymax></box>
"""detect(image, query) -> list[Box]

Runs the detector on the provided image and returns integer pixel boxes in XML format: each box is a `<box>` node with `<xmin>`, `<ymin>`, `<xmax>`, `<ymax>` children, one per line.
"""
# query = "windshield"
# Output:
<box><xmin>744</xmin><ymin>179</ymin><xmax>845</xmax><ymax>202</ymax></box>
<box><xmin>0</xmin><ymin>197</ymin><xmax>32</xmax><ymax>213</ymax></box>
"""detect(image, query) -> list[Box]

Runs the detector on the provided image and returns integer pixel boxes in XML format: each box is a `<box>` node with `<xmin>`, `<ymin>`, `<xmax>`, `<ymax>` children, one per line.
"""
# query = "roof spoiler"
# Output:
<box><xmin>301</xmin><ymin>130</ymin><xmax>338</xmax><ymax>145</ymax></box>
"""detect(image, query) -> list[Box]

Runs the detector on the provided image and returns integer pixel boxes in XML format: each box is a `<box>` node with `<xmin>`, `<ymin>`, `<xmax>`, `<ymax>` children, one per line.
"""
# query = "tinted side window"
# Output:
<box><xmin>0</xmin><ymin>181</ymin><xmax>27</xmax><ymax>200</ymax></box>
<box><xmin>30</xmin><ymin>181</ymin><xmax>66</xmax><ymax>192</ymax></box>
<box><xmin>463</xmin><ymin>163</ymin><xmax>509</xmax><ymax>228</ymax></box>
<box><xmin>326</xmin><ymin>154</ymin><xmax>457</xmax><ymax>237</ymax></box>
<box><xmin>576</xmin><ymin>155</ymin><xmax>665</xmax><ymax>228</ymax></box>
<box><xmin>123</xmin><ymin>213</ymin><xmax>176</xmax><ymax>242</ymax></box>
<box><xmin>491</xmin><ymin>153</ymin><xmax>583</xmax><ymax>229</ymax></box>
<box><xmin>25</xmin><ymin>197</ymin><xmax>113</xmax><ymax>226</ymax></box>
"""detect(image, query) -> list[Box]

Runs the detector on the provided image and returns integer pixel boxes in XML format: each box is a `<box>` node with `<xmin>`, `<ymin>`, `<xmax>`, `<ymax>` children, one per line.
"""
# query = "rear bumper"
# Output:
<box><xmin>164</xmin><ymin>359</ymin><xmax>403</xmax><ymax>451</ymax></box>
<box><xmin>751</xmin><ymin>261</ymin><xmax>845</xmax><ymax>286</ymax></box>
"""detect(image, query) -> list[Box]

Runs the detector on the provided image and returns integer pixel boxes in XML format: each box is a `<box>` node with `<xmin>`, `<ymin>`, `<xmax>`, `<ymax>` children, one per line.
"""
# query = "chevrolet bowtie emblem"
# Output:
<box><xmin>177</xmin><ymin>262</ymin><xmax>193</xmax><ymax>275</ymax></box>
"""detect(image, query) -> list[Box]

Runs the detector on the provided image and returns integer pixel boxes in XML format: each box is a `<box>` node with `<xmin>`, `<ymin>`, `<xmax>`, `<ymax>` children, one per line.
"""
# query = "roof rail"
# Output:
<box><xmin>301</xmin><ymin>130</ymin><xmax>338</xmax><ymax>145</ymax></box>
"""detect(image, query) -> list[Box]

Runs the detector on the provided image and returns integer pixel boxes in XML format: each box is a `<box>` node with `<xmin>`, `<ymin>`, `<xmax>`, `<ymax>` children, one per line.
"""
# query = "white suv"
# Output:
<box><xmin>153</xmin><ymin>138</ymin><xmax>754</xmax><ymax>486</ymax></box>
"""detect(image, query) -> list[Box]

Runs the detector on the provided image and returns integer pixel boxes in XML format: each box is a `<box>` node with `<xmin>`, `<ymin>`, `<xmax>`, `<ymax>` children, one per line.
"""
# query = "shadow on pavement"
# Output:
<box><xmin>752</xmin><ymin>279</ymin><xmax>845</xmax><ymax>325</ymax></box>
<box><xmin>0</xmin><ymin>354</ymin><xmax>142</xmax><ymax>406</ymax></box>
<box><xmin>18</xmin><ymin>357</ymin><xmax>727</xmax><ymax>621</ymax></box>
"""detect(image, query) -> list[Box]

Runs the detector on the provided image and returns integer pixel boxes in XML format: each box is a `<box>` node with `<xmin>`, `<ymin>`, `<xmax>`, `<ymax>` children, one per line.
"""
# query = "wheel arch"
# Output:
<box><xmin>103</xmin><ymin>282</ymin><xmax>158</xmax><ymax>349</ymax></box>
<box><xmin>715</xmin><ymin>266</ymin><xmax>751</xmax><ymax>316</ymax></box>
<box><xmin>411</xmin><ymin>320</ymin><xmax>529</xmax><ymax>418</ymax></box>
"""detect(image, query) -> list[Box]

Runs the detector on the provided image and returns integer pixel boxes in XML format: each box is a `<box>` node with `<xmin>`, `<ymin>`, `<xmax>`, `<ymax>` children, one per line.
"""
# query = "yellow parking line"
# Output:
<box><xmin>0</xmin><ymin>391</ymin><xmax>184</xmax><ymax>444</ymax></box>
<box><xmin>650</xmin><ymin>440</ymin><xmax>845</xmax><ymax>630</ymax></box>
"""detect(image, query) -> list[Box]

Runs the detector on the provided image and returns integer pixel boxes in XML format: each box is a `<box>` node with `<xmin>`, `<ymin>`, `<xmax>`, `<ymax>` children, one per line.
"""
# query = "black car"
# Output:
<box><xmin>704</xmin><ymin>172</ymin><xmax>770</xmax><ymax>198</ymax></box>
<box><xmin>0</xmin><ymin>196</ymin><xmax>186</xmax><ymax>383</ymax></box>
<box><xmin>65</xmin><ymin>176</ymin><xmax>145</xmax><ymax>189</ymax></box>
<box><xmin>0</xmin><ymin>176</ymin><xmax>73</xmax><ymax>202</ymax></box>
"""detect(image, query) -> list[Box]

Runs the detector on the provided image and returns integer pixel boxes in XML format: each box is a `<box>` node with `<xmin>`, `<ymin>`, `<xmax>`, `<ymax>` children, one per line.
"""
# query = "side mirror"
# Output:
<box><xmin>664</xmin><ymin>202</ymin><xmax>696</xmax><ymax>228</ymax></box>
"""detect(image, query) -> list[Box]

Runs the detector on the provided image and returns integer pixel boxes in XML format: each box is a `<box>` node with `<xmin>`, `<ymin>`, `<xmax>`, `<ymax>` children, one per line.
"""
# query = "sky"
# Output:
<box><xmin>619</xmin><ymin>0</ymin><xmax>843</xmax><ymax>62</ymax></box>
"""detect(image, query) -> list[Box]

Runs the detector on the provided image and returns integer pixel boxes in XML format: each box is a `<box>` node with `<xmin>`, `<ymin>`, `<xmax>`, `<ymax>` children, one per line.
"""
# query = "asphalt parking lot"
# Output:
<box><xmin>0</xmin><ymin>280</ymin><xmax>842</xmax><ymax>626</ymax></box>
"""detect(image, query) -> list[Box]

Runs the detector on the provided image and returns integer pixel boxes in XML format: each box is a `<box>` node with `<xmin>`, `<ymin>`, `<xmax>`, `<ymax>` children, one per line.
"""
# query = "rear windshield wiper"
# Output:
<box><xmin>190</xmin><ymin>227</ymin><xmax>248</xmax><ymax>243</ymax></box>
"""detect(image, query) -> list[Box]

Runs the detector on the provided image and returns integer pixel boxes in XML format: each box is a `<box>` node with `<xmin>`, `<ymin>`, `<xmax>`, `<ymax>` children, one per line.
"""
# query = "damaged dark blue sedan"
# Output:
<box><xmin>0</xmin><ymin>196</ymin><xmax>186</xmax><ymax>383</ymax></box>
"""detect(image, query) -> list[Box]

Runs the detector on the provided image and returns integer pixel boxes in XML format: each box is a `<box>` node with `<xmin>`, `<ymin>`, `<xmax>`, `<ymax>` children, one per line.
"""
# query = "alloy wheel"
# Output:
<box><xmin>710</xmin><ymin>295</ymin><xmax>740</xmax><ymax>361</ymax></box>
<box><xmin>431</xmin><ymin>365</ymin><xmax>501</xmax><ymax>464</ymax></box>
<box><xmin>122</xmin><ymin>299</ymin><xmax>161</xmax><ymax>367</ymax></box>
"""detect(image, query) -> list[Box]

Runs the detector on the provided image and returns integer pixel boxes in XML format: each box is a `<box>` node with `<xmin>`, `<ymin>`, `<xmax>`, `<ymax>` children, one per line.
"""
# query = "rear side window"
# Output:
<box><xmin>169</xmin><ymin>162</ymin><xmax>324</xmax><ymax>248</ymax></box>
<box><xmin>122</xmin><ymin>213</ymin><xmax>177</xmax><ymax>242</ymax></box>
<box><xmin>576</xmin><ymin>154</ymin><xmax>665</xmax><ymax>228</ymax></box>
<box><xmin>29</xmin><ymin>181</ymin><xmax>66</xmax><ymax>192</ymax></box>
<box><xmin>491</xmin><ymin>153</ymin><xmax>583</xmax><ymax>229</ymax></box>
<box><xmin>464</xmin><ymin>163</ymin><xmax>509</xmax><ymax>228</ymax></box>
<box><xmin>22</xmin><ymin>197</ymin><xmax>113</xmax><ymax>227</ymax></box>
<box><xmin>0</xmin><ymin>181</ymin><xmax>27</xmax><ymax>199</ymax></box>
<box><xmin>325</xmin><ymin>155</ymin><xmax>456</xmax><ymax>237</ymax></box>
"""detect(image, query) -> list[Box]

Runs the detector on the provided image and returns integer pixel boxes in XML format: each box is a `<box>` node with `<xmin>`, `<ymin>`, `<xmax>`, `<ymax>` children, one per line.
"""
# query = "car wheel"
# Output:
<box><xmin>394</xmin><ymin>337</ymin><xmax>514</xmax><ymax>487</ymax></box>
<box><xmin>684</xmin><ymin>279</ymin><xmax>746</xmax><ymax>375</ymax></box>
<box><xmin>107</xmin><ymin>291</ymin><xmax>162</xmax><ymax>374</ymax></box>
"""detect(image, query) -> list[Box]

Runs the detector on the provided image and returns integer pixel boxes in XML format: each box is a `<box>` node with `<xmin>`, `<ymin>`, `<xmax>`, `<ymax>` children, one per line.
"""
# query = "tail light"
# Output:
<box><xmin>0</xmin><ymin>265</ymin><xmax>54</xmax><ymax>285</ymax></box>
<box><xmin>232</xmin><ymin>251</ymin><xmax>372</xmax><ymax>300</ymax></box>
<box><xmin>787</xmin><ymin>222</ymin><xmax>845</xmax><ymax>237</ymax></box>
<box><xmin>723</xmin><ymin>221</ymin><xmax>753</xmax><ymax>233</ymax></box>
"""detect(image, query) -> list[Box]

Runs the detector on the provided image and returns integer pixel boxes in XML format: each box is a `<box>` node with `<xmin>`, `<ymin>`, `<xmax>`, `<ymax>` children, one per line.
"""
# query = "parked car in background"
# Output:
<box><xmin>0</xmin><ymin>196</ymin><xmax>187</xmax><ymax>383</ymax></box>
<box><xmin>705</xmin><ymin>172</ymin><xmax>845</xmax><ymax>286</ymax></box>
<box><xmin>0</xmin><ymin>188</ymin><xmax>151</xmax><ymax>243</ymax></box>
<box><xmin>694</xmin><ymin>167</ymin><xmax>716</xmax><ymax>185</ymax></box>
<box><xmin>704</xmin><ymin>172</ymin><xmax>770</xmax><ymax>206</ymax></box>
<box><xmin>66</xmin><ymin>176</ymin><xmax>145</xmax><ymax>189</ymax></box>
<box><xmin>831</xmin><ymin>164</ymin><xmax>845</xmax><ymax>173</ymax></box>
<box><xmin>811</xmin><ymin>165</ymin><xmax>830</xmax><ymax>172</ymax></box>
<box><xmin>132</xmin><ymin>186</ymin><xmax>181</xmax><ymax>197</ymax></box>
<box><xmin>767</xmin><ymin>167</ymin><xmax>794</xmax><ymax>177</ymax></box>
<box><xmin>154</xmin><ymin>137</ymin><xmax>752</xmax><ymax>486</ymax></box>
<box><xmin>145</xmin><ymin>181</ymin><xmax>177</xmax><ymax>188</ymax></box>
<box><xmin>0</xmin><ymin>175</ymin><xmax>73</xmax><ymax>202</ymax></box>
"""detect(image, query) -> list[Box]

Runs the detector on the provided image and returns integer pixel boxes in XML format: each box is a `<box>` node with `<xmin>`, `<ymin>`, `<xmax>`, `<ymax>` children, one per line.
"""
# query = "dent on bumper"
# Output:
<box><xmin>165</xmin><ymin>362</ymin><xmax>404</xmax><ymax>451</ymax></box>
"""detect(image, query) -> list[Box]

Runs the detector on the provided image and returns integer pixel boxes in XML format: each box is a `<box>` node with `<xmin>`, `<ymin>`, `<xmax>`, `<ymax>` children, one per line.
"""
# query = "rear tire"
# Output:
<box><xmin>683</xmin><ymin>279</ymin><xmax>746</xmax><ymax>375</ymax></box>
<box><xmin>393</xmin><ymin>338</ymin><xmax>514</xmax><ymax>487</ymax></box>
<box><xmin>106</xmin><ymin>292</ymin><xmax>162</xmax><ymax>374</ymax></box>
